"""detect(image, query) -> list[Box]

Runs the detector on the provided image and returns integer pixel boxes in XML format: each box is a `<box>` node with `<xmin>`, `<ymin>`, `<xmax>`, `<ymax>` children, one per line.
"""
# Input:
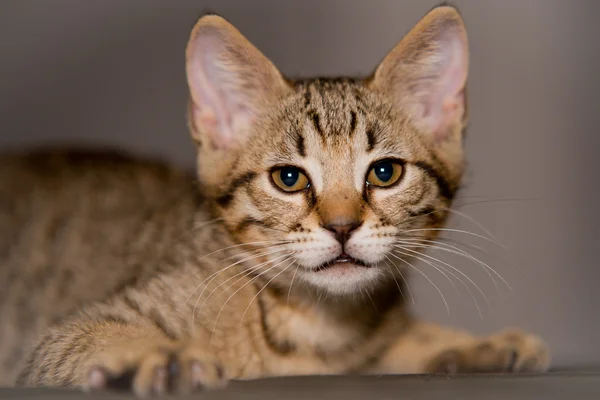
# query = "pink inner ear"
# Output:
<box><xmin>187</xmin><ymin>30</ymin><xmax>245</xmax><ymax>149</ymax></box>
<box><xmin>186</xmin><ymin>21</ymin><xmax>282</xmax><ymax>150</ymax></box>
<box><xmin>424</xmin><ymin>32</ymin><xmax>468</xmax><ymax>140</ymax></box>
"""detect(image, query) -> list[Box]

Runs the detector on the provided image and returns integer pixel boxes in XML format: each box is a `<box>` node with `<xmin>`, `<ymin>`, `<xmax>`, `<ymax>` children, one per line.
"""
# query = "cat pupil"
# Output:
<box><xmin>375</xmin><ymin>162</ymin><xmax>393</xmax><ymax>182</ymax></box>
<box><xmin>280</xmin><ymin>167</ymin><xmax>299</xmax><ymax>187</ymax></box>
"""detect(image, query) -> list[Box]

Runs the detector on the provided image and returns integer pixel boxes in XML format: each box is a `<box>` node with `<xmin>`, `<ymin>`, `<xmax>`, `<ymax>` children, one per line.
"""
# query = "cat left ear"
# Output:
<box><xmin>186</xmin><ymin>15</ymin><xmax>290</xmax><ymax>149</ymax></box>
<box><xmin>371</xmin><ymin>6</ymin><xmax>469</xmax><ymax>141</ymax></box>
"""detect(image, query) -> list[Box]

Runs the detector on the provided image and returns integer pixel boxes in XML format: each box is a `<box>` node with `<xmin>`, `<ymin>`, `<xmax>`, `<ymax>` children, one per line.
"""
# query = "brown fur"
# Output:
<box><xmin>0</xmin><ymin>5</ymin><xmax>548</xmax><ymax>396</ymax></box>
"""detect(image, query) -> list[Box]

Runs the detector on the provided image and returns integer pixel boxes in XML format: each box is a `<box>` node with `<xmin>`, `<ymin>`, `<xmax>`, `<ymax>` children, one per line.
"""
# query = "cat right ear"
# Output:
<box><xmin>371</xmin><ymin>5</ymin><xmax>469</xmax><ymax>142</ymax></box>
<box><xmin>185</xmin><ymin>15</ymin><xmax>290</xmax><ymax>149</ymax></box>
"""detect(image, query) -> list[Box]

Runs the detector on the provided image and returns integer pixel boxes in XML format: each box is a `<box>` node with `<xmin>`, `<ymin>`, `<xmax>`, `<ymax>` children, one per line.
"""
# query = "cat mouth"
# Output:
<box><xmin>314</xmin><ymin>254</ymin><xmax>369</xmax><ymax>272</ymax></box>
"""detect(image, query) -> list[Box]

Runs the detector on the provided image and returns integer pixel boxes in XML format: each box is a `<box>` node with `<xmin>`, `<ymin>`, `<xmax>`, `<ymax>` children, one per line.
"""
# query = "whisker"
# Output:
<box><xmin>189</xmin><ymin>217</ymin><xmax>224</xmax><ymax>231</ymax></box>
<box><xmin>383</xmin><ymin>261</ymin><xmax>406</xmax><ymax>303</ymax></box>
<box><xmin>396</xmin><ymin>239</ymin><xmax>500</xmax><ymax>292</ymax></box>
<box><xmin>400</xmin><ymin>227</ymin><xmax>505</xmax><ymax>249</ymax></box>
<box><xmin>393</xmin><ymin>247</ymin><xmax>485</xmax><ymax>319</ymax></box>
<box><xmin>196</xmin><ymin>251</ymin><xmax>294</xmax><ymax>315</ymax></box>
<box><xmin>394</xmin><ymin>244</ymin><xmax>491</xmax><ymax>304</ymax></box>
<box><xmin>197</xmin><ymin>240</ymin><xmax>292</xmax><ymax>262</ymax></box>
<box><xmin>184</xmin><ymin>239</ymin><xmax>291</xmax><ymax>283</ymax></box>
<box><xmin>189</xmin><ymin>247</ymin><xmax>290</xmax><ymax>328</ymax></box>
<box><xmin>208</xmin><ymin>253</ymin><xmax>296</xmax><ymax>345</ymax></box>
<box><xmin>395</xmin><ymin>238</ymin><xmax>512</xmax><ymax>291</ymax></box>
<box><xmin>240</xmin><ymin>258</ymin><xmax>297</xmax><ymax>323</ymax></box>
<box><xmin>441</xmin><ymin>207</ymin><xmax>504</xmax><ymax>249</ymax></box>
<box><xmin>383</xmin><ymin>254</ymin><xmax>414</xmax><ymax>304</ymax></box>
<box><xmin>388</xmin><ymin>252</ymin><xmax>450</xmax><ymax>314</ymax></box>
<box><xmin>218</xmin><ymin>243</ymin><xmax>290</xmax><ymax>263</ymax></box>
<box><xmin>363</xmin><ymin>288</ymin><xmax>377</xmax><ymax>310</ymax></box>
<box><xmin>393</xmin><ymin>248</ymin><xmax>461</xmax><ymax>297</ymax></box>
<box><xmin>453</xmin><ymin>197</ymin><xmax>538</xmax><ymax>210</ymax></box>
<box><xmin>186</xmin><ymin>244</ymin><xmax>290</xmax><ymax>305</ymax></box>
<box><xmin>287</xmin><ymin>263</ymin><xmax>301</xmax><ymax>305</ymax></box>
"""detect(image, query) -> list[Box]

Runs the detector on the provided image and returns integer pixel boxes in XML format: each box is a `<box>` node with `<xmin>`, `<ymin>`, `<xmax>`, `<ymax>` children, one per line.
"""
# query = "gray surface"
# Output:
<box><xmin>1</xmin><ymin>373</ymin><xmax>599</xmax><ymax>399</ymax></box>
<box><xmin>1</xmin><ymin>0</ymin><xmax>599</xmax><ymax>368</ymax></box>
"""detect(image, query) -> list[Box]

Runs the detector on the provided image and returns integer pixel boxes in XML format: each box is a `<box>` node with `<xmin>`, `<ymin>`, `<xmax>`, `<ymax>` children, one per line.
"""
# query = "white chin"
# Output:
<box><xmin>300</xmin><ymin>263</ymin><xmax>384</xmax><ymax>295</ymax></box>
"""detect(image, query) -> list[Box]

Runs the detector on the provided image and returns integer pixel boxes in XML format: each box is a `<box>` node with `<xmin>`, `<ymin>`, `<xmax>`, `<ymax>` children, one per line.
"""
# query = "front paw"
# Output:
<box><xmin>85</xmin><ymin>341</ymin><xmax>227</xmax><ymax>397</ymax></box>
<box><xmin>425</xmin><ymin>329</ymin><xmax>550</xmax><ymax>374</ymax></box>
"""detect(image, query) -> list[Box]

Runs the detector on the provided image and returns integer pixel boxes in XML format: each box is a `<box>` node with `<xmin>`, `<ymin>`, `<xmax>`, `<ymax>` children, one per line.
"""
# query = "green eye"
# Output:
<box><xmin>271</xmin><ymin>166</ymin><xmax>310</xmax><ymax>192</ymax></box>
<box><xmin>366</xmin><ymin>160</ymin><xmax>403</xmax><ymax>187</ymax></box>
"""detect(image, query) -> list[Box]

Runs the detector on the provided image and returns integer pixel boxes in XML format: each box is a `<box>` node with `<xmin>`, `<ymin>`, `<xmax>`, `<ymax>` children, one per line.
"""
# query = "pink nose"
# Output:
<box><xmin>322</xmin><ymin>220</ymin><xmax>362</xmax><ymax>244</ymax></box>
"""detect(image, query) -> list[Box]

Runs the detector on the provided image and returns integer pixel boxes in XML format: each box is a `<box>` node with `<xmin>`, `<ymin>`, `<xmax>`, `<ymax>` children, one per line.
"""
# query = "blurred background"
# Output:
<box><xmin>0</xmin><ymin>0</ymin><xmax>598</xmax><ymax>369</ymax></box>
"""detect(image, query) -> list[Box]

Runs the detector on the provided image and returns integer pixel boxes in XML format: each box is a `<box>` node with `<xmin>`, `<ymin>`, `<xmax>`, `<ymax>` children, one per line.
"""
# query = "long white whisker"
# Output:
<box><xmin>395</xmin><ymin>244</ymin><xmax>491</xmax><ymax>305</ymax></box>
<box><xmin>383</xmin><ymin>254</ymin><xmax>414</xmax><ymax>304</ymax></box>
<box><xmin>197</xmin><ymin>240</ymin><xmax>292</xmax><ymax>262</ymax></box>
<box><xmin>208</xmin><ymin>253</ymin><xmax>296</xmax><ymax>345</ymax></box>
<box><xmin>190</xmin><ymin>247</ymin><xmax>290</xmax><ymax>329</ymax></box>
<box><xmin>395</xmin><ymin>238</ymin><xmax>511</xmax><ymax>291</ymax></box>
<box><xmin>287</xmin><ymin>263</ymin><xmax>301</xmax><ymax>305</ymax></box>
<box><xmin>401</xmin><ymin>228</ymin><xmax>505</xmax><ymax>249</ymax></box>
<box><xmin>197</xmin><ymin>251</ymin><xmax>294</xmax><ymax>314</ymax></box>
<box><xmin>186</xmin><ymin>245</ymin><xmax>289</xmax><ymax>305</ymax></box>
<box><xmin>442</xmin><ymin>207</ymin><xmax>504</xmax><ymax>249</ymax></box>
<box><xmin>241</xmin><ymin>258</ymin><xmax>297</xmax><ymax>323</ymax></box>
<box><xmin>396</xmin><ymin>239</ymin><xmax>499</xmax><ymax>291</ymax></box>
<box><xmin>383</xmin><ymin>261</ymin><xmax>406</xmax><ymax>303</ymax></box>
<box><xmin>393</xmin><ymin>248</ymin><xmax>461</xmax><ymax>297</ymax></box>
<box><xmin>393</xmin><ymin>248</ymin><xmax>485</xmax><ymax>319</ymax></box>
<box><xmin>189</xmin><ymin>217</ymin><xmax>224</xmax><ymax>231</ymax></box>
<box><xmin>388</xmin><ymin>252</ymin><xmax>449</xmax><ymax>314</ymax></box>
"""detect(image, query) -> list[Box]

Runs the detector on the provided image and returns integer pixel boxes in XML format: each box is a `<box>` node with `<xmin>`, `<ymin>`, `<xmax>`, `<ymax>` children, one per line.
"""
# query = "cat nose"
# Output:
<box><xmin>322</xmin><ymin>220</ymin><xmax>362</xmax><ymax>244</ymax></box>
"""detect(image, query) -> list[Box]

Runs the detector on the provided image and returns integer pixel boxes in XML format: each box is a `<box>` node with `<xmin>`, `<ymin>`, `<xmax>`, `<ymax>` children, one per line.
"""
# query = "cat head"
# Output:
<box><xmin>185</xmin><ymin>5</ymin><xmax>469</xmax><ymax>295</ymax></box>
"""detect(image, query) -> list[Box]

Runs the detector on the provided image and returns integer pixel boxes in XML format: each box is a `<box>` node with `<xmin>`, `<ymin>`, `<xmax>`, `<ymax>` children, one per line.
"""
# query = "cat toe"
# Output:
<box><xmin>425</xmin><ymin>330</ymin><xmax>550</xmax><ymax>374</ymax></box>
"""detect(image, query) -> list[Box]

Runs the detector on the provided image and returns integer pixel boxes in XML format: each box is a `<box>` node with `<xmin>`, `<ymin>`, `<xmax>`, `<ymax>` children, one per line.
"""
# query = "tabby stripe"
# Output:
<box><xmin>346</xmin><ymin>343</ymin><xmax>391</xmax><ymax>374</ymax></box>
<box><xmin>123</xmin><ymin>295</ymin><xmax>144</xmax><ymax>318</ymax></box>
<box><xmin>295</xmin><ymin>131</ymin><xmax>306</xmax><ymax>157</ymax></box>
<box><xmin>216</xmin><ymin>171</ymin><xmax>257</xmax><ymax>207</ymax></box>
<box><xmin>55</xmin><ymin>337</ymin><xmax>82</xmax><ymax>384</ymax></box>
<box><xmin>303</xmin><ymin>89</ymin><xmax>311</xmax><ymax>108</ymax></box>
<box><xmin>98</xmin><ymin>314</ymin><xmax>130</xmax><ymax>325</ymax></box>
<box><xmin>305</xmin><ymin>189</ymin><xmax>317</xmax><ymax>210</ymax></box>
<box><xmin>366</xmin><ymin>128</ymin><xmax>377</xmax><ymax>152</ymax></box>
<box><xmin>349</xmin><ymin>110</ymin><xmax>357</xmax><ymax>135</ymax></box>
<box><xmin>235</xmin><ymin>216</ymin><xmax>269</xmax><ymax>233</ymax></box>
<box><xmin>148</xmin><ymin>308</ymin><xmax>179</xmax><ymax>341</ymax></box>
<box><xmin>257</xmin><ymin>294</ymin><xmax>295</xmax><ymax>355</ymax></box>
<box><xmin>35</xmin><ymin>334</ymin><xmax>62</xmax><ymax>384</ymax></box>
<box><xmin>16</xmin><ymin>334</ymin><xmax>50</xmax><ymax>385</ymax></box>
<box><xmin>413</xmin><ymin>161</ymin><xmax>455</xmax><ymax>200</ymax></box>
<box><xmin>309</xmin><ymin>110</ymin><xmax>324</xmax><ymax>139</ymax></box>
<box><xmin>407</xmin><ymin>206</ymin><xmax>436</xmax><ymax>219</ymax></box>
<box><xmin>123</xmin><ymin>295</ymin><xmax>178</xmax><ymax>340</ymax></box>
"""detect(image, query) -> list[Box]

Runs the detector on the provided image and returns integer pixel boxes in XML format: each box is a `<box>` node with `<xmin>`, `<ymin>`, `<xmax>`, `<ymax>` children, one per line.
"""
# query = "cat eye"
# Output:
<box><xmin>366</xmin><ymin>160</ymin><xmax>404</xmax><ymax>188</ymax></box>
<box><xmin>271</xmin><ymin>166</ymin><xmax>310</xmax><ymax>192</ymax></box>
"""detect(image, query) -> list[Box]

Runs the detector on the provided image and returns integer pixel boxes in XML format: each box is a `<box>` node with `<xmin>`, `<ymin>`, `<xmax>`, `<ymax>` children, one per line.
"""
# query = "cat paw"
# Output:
<box><xmin>85</xmin><ymin>342</ymin><xmax>226</xmax><ymax>396</ymax></box>
<box><xmin>424</xmin><ymin>329</ymin><xmax>550</xmax><ymax>374</ymax></box>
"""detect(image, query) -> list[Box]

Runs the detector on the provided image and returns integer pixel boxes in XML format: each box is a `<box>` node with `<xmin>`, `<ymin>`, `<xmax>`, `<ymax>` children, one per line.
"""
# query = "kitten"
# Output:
<box><xmin>0</xmin><ymin>5</ymin><xmax>549</xmax><ymax>396</ymax></box>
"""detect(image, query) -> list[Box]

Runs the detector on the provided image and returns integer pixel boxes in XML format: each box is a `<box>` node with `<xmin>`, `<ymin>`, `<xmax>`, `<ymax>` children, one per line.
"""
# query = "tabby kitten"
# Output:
<box><xmin>0</xmin><ymin>5</ymin><xmax>549</xmax><ymax>396</ymax></box>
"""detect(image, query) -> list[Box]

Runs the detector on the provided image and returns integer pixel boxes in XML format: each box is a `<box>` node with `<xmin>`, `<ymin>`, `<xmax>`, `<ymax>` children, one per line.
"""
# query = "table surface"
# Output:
<box><xmin>1</xmin><ymin>371</ymin><xmax>598</xmax><ymax>400</ymax></box>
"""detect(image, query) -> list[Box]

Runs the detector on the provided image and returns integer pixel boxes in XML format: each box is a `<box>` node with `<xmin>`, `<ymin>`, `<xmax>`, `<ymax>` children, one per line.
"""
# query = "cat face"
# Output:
<box><xmin>186</xmin><ymin>6</ymin><xmax>469</xmax><ymax>295</ymax></box>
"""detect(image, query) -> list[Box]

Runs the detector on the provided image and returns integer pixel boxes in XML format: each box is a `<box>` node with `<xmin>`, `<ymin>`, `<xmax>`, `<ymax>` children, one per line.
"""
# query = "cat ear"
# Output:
<box><xmin>371</xmin><ymin>6</ymin><xmax>468</xmax><ymax>141</ymax></box>
<box><xmin>185</xmin><ymin>15</ymin><xmax>290</xmax><ymax>149</ymax></box>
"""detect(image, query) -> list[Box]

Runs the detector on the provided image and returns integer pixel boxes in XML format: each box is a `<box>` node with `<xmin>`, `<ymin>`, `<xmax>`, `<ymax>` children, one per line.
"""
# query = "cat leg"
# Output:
<box><xmin>372</xmin><ymin>321</ymin><xmax>550</xmax><ymax>374</ymax></box>
<box><xmin>16</xmin><ymin>319</ymin><xmax>226</xmax><ymax>396</ymax></box>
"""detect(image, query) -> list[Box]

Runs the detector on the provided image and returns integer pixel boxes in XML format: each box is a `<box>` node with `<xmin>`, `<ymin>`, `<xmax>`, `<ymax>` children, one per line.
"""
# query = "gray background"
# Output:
<box><xmin>0</xmin><ymin>0</ymin><xmax>598</xmax><ymax>369</ymax></box>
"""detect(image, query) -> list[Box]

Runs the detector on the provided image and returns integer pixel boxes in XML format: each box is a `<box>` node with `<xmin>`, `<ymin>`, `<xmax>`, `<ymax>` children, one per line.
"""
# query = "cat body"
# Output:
<box><xmin>0</xmin><ymin>5</ymin><xmax>549</xmax><ymax>396</ymax></box>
